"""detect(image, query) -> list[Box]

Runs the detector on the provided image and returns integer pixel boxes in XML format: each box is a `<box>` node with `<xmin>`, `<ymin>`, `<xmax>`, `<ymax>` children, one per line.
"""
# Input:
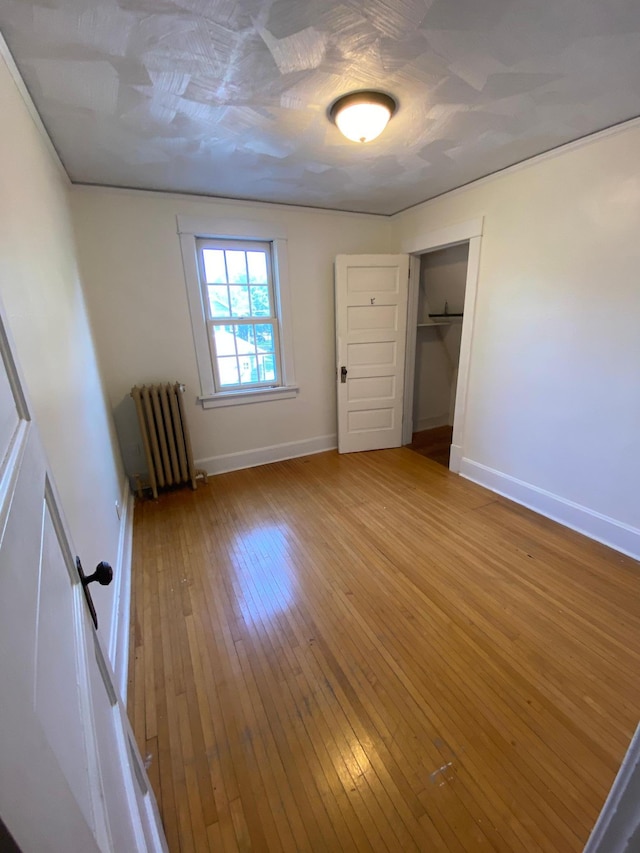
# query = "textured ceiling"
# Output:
<box><xmin>2</xmin><ymin>0</ymin><xmax>640</xmax><ymax>214</ymax></box>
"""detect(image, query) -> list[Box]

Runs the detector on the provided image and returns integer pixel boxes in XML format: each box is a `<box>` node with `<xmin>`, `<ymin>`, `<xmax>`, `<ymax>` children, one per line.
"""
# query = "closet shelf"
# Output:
<box><xmin>428</xmin><ymin>312</ymin><xmax>463</xmax><ymax>318</ymax></box>
<box><xmin>417</xmin><ymin>321</ymin><xmax>450</xmax><ymax>328</ymax></box>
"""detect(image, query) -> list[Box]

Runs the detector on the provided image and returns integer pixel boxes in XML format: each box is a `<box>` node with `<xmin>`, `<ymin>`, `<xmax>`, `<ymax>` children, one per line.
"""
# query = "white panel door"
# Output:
<box><xmin>0</xmin><ymin>309</ymin><xmax>164</xmax><ymax>851</ymax></box>
<box><xmin>335</xmin><ymin>254</ymin><xmax>409</xmax><ymax>453</ymax></box>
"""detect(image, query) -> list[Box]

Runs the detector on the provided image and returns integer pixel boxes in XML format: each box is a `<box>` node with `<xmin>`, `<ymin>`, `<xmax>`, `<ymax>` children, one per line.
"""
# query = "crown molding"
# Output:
<box><xmin>392</xmin><ymin>114</ymin><xmax>640</xmax><ymax>220</ymax></box>
<box><xmin>70</xmin><ymin>182</ymin><xmax>390</xmax><ymax>220</ymax></box>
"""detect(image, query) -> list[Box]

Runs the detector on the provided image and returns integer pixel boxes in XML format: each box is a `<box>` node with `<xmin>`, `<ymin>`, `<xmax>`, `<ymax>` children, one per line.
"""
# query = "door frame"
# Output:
<box><xmin>583</xmin><ymin>722</ymin><xmax>640</xmax><ymax>852</ymax></box>
<box><xmin>400</xmin><ymin>217</ymin><xmax>483</xmax><ymax>473</ymax></box>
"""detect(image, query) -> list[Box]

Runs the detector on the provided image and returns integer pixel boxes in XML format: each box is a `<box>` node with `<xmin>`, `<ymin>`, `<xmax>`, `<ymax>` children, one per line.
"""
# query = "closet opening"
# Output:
<box><xmin>406</xmin><ymin>242</ymin><xmax>470</xmax><ymax>469</ymax></box>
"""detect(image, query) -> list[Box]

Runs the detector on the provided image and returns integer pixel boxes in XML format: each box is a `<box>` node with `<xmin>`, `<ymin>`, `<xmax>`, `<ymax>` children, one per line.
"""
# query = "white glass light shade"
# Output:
<box><xmin>335</xmin><ymin>102</ymin><xmax>391</xmax><ymax>143</ymax></box>
<box><xmin>330</xmin><ymin>92</ymin><xmax>397</xmax><ymax>143</ymax></box>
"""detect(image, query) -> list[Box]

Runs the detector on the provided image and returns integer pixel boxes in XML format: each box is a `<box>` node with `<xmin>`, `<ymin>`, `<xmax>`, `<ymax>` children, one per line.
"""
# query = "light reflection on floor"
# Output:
<box><xmin>231</xmin><ymin>524</ymin><xmax>295</xmax><ymax>628</ymax></box>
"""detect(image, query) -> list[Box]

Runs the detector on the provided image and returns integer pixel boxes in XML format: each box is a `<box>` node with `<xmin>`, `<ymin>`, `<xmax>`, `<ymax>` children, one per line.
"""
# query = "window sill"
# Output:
<box><xmin>198</xmin><ymin>385</ymin><xmax>299</xmax><ymax>409</ymax></box>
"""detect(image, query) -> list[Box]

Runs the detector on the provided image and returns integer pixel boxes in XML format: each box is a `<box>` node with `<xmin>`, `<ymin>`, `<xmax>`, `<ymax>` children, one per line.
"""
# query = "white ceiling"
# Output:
<box><xmin>2</xmin><ymin>0</ymin><xmax>640</xmax><ymax>214</ymax></box>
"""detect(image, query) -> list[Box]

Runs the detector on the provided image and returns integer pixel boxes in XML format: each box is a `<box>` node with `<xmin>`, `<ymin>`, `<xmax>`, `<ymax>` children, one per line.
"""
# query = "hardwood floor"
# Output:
<box><xmin>128</xmin><ymin>449</ymin><xmax>640</xmax><ymax>852</ymax></box>
<box><xmin>408</xmin><ymin>426</ymin><xmax>453</xmax><ymax>468</ymax></box>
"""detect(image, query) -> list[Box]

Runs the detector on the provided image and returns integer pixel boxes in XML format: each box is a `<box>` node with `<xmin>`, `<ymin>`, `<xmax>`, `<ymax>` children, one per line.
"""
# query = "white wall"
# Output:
<box><xmin>70</xmin><ymin>188</ymin><xmax>392</xmax><ymax>473</ymax></box>
<box><xmin>0</xmin><ymin>49</ymin><xmax>125</xmax><ymax>641</ymax></box>
<box><xmin>394</xmin><ymin>122</ymin><xmax>640</xmax><ymax>557</ymax></box>
<box><xmin>418</xmin><ymin>243</ymin><xmax>468</xmax><ymax>320</ymax></box>
<box><xmin>413</xmin><ymin>245</ymin><xmax>467</xmax><ymax>431</ymax></box>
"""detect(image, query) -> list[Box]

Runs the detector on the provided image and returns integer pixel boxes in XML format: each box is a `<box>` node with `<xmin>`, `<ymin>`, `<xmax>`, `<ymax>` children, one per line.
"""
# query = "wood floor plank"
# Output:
<box><xmin>177</xmin><ymin>692</ymin><xmax>210</xmax><ymax>850</ymax></box>
<box><xmin>144</xmin><ymin>736</ymin><xmax>162</xmax><ymax>815</ymax></box>
<box><xmin>256</xmin><ymin>471</ymin><xmax>563</xmax><ymax>849</ymax></box>
<box><xmin>129</xmin><ymin>448</ymin><xmax>640</xmax><ymax>852</ymax></box>
<box><xmin>225</xmin><ymin>550</ymin><xmax>357</xmax><ymax>851</ymax></box>
<box><xmin>228</xmin><ymin>480</ymin><xmax>417</xmax><ymax>852</ymax></box>
<box><xmin>265</xmin><ymin>514</ymin><xmax>534</xmax><ymax>851</ymax></box>
<box><xmin>183</xmin><ymin>612</ymin><xmax>238</xmax><ymax>852</ymax></box>
<box><xmin>260</xmin><ymin>469</ymin><xmax>509</xmax><ymax>840</ymax></box>
<box><xmin>156</xmin><ymin>548</ymin><xmax>184</xmax><ymax>852</ymax></box>
<box><xmin>143</xmin><ymin>552</ymin><xmax>158</xmax><ymax>741</ymax></box>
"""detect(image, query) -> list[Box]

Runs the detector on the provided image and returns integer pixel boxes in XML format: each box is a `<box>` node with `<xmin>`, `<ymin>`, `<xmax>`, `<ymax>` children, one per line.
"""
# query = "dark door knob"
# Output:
<box><xmin>76</xmin><ymin>557</ymin><xmax>113</xmax><ymax>629</ymax></box>
<box><xmin>82</xmin><ymin>561</ymin><xmax>113</xmax><ymax>588</ymax></box>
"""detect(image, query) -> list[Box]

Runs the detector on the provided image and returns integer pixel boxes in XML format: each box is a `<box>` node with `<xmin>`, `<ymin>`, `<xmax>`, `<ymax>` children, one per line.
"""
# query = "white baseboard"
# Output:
<box><xmin>109</xmin><ymin>478</ymin><xmax>135</xmax><ymax>703</ymax></box>
<box><xmin>414</xmin><ymin>414</ymin><xmax>451</xmax><ymax>433</ymax></box>
<box><xmin>459</xmin><ymin>458</ymin><xmax>640</xmax><ymax>560</ymax></box>
<box><xmin>449</xmin><ymin>444</ymin><xmax>462</xmax><ymax>473</ymax></box>
<box><xmin>196</xmin><ymin>433</ymin><xmax>337</xmax><ymax>476</ymax></box>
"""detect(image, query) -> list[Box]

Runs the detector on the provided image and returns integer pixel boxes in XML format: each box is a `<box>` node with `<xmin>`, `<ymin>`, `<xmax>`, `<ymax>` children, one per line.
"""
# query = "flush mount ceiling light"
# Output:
<box><xmin>329</xmin><ymin>91</ymin><xmax>397</xmax><ymax>143</ymax></box>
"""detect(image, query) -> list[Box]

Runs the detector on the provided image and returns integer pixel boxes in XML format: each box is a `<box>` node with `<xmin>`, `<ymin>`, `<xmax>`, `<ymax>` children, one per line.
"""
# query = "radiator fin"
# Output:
<box><xmin>130</xmin><ymin>383</ymin><xmax>207</xmax><ymax>499</ymax></box>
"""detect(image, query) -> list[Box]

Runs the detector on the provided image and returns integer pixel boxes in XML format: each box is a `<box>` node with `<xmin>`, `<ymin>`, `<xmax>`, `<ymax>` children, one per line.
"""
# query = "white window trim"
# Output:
<box><xmin>178</xmin><ymin>215</ymin><xmax>298</xmax><ymax>408</ymax></box>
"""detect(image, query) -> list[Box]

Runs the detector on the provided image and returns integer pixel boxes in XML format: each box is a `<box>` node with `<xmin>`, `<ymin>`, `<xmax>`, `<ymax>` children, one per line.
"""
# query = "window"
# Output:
<box><xmin>198</xmin><ymin>239</ymin><xmax>280</xmax><ymax>390</ymax></box>
<box><xmin>178</xmin><ymin>216</ymin><xmax>297</xmax><ymax>408</ymax></box>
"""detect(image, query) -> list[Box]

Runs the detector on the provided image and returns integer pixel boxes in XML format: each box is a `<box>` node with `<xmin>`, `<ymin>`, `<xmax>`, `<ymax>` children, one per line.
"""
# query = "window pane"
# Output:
<box><xmin>217</xmin><ymin>357</ymin><xmax>239</xmax><ymax>386</ymax></box>
<box><xmin>213</xmin><ymin>324</ymin><xmax>236</xmax><ymax>356</ymax></box>
<box><xmin>247</xmin><ymin>251</ymin><xmax>268</xmax><ymax>284</ymax></box>
<box><xmin>195</xmin><ymin>237</ymin><xmax>284</xmax><ymax>394</ymax></box>
<box><xmin>208</xmin><ymin>285</ymin><xmax>230</xmax><ymax>318</ymax></box>
<box><xmin>250</xmin><ymin>285</ymin><xmax>271</xmax><ymax>317</ymax></box>
<box><xmin>202</xmin><ymin>249</ymin><xmax>227</xmax><ymax>283</ymax></box>
<box><xmin>255</xmin><ymin>323</ymin><xmax>274</xmax><ymax>352</ymax></box>
<box><xmin>234</xmin><ymin>324</ymin><xmax>255</xmax><ymax>352</ymax></box>
<box><xmin>258</xmin><ymin>353</ymin><xmax>277</xmax><ymax>382</ymax></box>
<box><xmin>239</xmin><ymin>355</ymin><xmax>258</xmax><ymax>384</ymax></box>
<box><xmin>229</xmin><ymin>285</ymin><xmax>250</xmax><ymax>317</ymax></box>
<box><xmin>225</xmin><ymin>251</ymin><xmax>248</xmax><ymax>284</ymax></box>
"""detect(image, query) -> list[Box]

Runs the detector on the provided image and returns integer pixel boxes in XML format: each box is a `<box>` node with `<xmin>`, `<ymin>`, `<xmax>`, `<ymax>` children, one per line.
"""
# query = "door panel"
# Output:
<box><xmin>347</xmin><ymin>304</ymin><xmax>398</xmax><ymax>331</ymax></box>
<box><xmin>88</xmin><ymin>631</ymin><xmax>144</xmax><ymax>852</ymax></box>
<box><xmin>347</xmin><ymin>340</ymin><xmax>397</xmax><ymax>367</ymax></box>
<box><xmin>346</xmin><ymin>266</ymin><xmax>400</xmax><ymax>292</ymax></box>
<box><xmin>348</xmin><ymin>408</ymin><xmax>394</xmax><ymax>432</ymax></box>
<box><xmin>35</xmin><ymin>494</ymin><xmax>99</xmax><ymax>829</ymax></box>
<box><xmin>0</xmin><ymin>412</ymin><xmax>104</xmax><ymax>852</ymax></box>
<box><xmin>347</xmin><ymin>376</ymin><xmax>395</xmax><ymax>401</ymax></box>
<box><xmin>0</xmin><ymin>309</ymin><xmax>165</xmax><ymax>851</ymax></box>
<box><xmin>336</xmin><ymin>254</ymin><xmax>409</xmax><ymax>453</ymax></box>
